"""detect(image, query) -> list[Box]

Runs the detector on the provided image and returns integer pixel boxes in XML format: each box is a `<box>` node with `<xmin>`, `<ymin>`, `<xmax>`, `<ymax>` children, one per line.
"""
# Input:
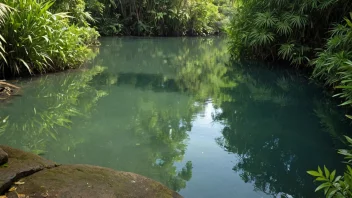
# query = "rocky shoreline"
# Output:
<box><xmin>0</xmin><ymin>145</ymin><xmax>182</xmax><ymax>198</ymax></box>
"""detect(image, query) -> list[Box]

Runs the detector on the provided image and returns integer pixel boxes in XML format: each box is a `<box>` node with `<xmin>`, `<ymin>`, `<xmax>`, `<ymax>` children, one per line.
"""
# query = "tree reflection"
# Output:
<box><xmin>2</xmin><ymin>37</ymin><xmax>342</xmax><ymax>196</ymax></box>
<box><xmin>0</xmin><ymin>65</ymin><xmax>108</xmax><ymax>154</ymax></box>
<box><xmin>52</xmin><ymin>37</ymin><xmax>234</xmax><ymax>191</ymax></box>
<box><xmin>213</xmin><ymin>62</ymin><xmax>347</xmax><ymax>197</ymax></box>
<box><xmin>129</xmin><ymin>94</ymin><xmax>198</xmax><ymax>191</ymax></box>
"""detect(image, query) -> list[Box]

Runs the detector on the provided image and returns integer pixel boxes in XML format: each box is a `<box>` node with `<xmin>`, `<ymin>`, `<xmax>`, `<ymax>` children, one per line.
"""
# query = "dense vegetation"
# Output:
<box><xmin>1</xmin><ymin>0</ymin><xmax>352</xmax><ymax>196</ymax></box>
<box><xmin>228</xmin><ymin>0</ymin><xmax>352</xmax><ymax>108</ymax></box>
<box><xmin>0</xmin><ymin>0</ymin><xmax>99</xmax><ymax>78</ymax></box>
<box><xmin>227</xmin><ymin>1</ymin><xmax>352</xmax><ymax>197</ymax></box>
<box><xmin>0</xmin><ymin>0</ymin><xmax>233</xmax><ymax>79</ymax></box>
<box><xmin>2</xmin><ymin>37</ymin><xmax>349</xmax><ymax>197</ymax></box>
<box><xmin>54</xmin><ymin>0</ymin><xmax>234</xmax><ymax>36</ymax></box>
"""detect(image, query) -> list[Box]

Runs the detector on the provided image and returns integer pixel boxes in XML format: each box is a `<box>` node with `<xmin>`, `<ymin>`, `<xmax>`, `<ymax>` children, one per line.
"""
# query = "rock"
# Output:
<box><xmin>0</xmin><ymin>145</ymin><xmax>56</xmax><ymax>194</ymax></box>
<box><xmin>0</xmin><ymin>148</ymin><xmax>8</xmax><ymax>165</ymax></box>
<box><xmin>6</xmin><ymin>164</ymin><xmax>182</xmax><ymax>198</ymax></box>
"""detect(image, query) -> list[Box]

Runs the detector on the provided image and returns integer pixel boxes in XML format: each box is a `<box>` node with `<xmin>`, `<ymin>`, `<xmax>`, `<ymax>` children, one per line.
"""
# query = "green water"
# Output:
<box><xmin>0</xmin><ymin>37</ymin><xmax>350</xmax><ymax>197</ymax></box>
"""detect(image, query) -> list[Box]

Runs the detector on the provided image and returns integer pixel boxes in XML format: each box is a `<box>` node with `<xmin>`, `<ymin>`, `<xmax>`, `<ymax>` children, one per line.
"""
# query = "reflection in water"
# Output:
<box><xmin>0</xmin><ymin>37</ymin><xmax>350</xmax><ymax>197</ymax></box>
<box><xmin>213</xmin><ymin>62</ymin><xmax>348</xmax><ymax>197</ymax></box>
<box><xmin>0</xmin><ymin>66</ymin><xmax>108</xmax><ymax>154</ymax></box>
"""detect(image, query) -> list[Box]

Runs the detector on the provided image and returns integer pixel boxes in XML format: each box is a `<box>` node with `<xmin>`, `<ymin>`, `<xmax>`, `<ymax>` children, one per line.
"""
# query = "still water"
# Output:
<box><xmin>0</xmin><ymin>37</ymin><xmax>350</xmax><ymax>197</ymax></box>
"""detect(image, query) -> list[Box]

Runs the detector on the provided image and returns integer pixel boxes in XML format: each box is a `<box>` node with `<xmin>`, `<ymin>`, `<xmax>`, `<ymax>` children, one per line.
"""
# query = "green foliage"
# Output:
<box><xmin>0</xmin><ymin>3</ymin><xmax>12</xmax><ymax>64</ymax></box>
<box><xmin>50</xmin><ymin>0</ymin><xmax>97</xmax><ymax>26</ymax></box>
<box><xmin>313</xmin><ymin>13</ymin><xmax>352</xmax><ymax>106</ymax></box>
<box><xmin>307</xmin><ymin>136</ymin><xmax>352</xmax><ymax>198</ymax></box>
<box><xmin>228</xmin><ymin>0</ymin><xmax>350</xmax><ymax>63</ymax></box>
<box><xmin>90</xmin><ymin>0</ymin><xmax>234</xmax><ymax>36</ymax></box>
<box><xmin>0</xmin><ymin>0</ymin><xmax>99</xmax><ymax>78</ymax></box>
<box><xmin>228</xmin><ymin>1</ymin><xmax>352</xmax><ymax>131</ymax></box>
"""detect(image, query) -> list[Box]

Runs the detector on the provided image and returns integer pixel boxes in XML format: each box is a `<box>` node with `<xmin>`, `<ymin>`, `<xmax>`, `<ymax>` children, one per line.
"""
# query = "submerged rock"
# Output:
<box><xmin>5</xmin><ymin>164</ymin><xmax>182</xmax><ymax>198</ymax></box>
<box><xmin>0</xmin><ymin>148</ymin><xmax>8</xmax><ymax>165</ymax></box>
<box><xmin>0</xmin><ymin>145</ymin><xmax>56</xmax><ymax>194</ymax></box>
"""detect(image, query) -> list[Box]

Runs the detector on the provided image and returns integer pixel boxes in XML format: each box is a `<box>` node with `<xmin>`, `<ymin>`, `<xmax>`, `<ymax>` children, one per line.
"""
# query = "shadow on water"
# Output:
<box><xmin>0</xmin><ymin>37</ymin><xmax>351</xmax><ymax>196</ymax></box>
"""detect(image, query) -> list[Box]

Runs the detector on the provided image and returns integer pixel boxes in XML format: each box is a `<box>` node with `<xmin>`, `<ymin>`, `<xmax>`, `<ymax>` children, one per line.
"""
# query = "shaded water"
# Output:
<box><xmin>0</xmin><ymin>37</ymin><xmax>350</xmax><ymax>197</ymax></box>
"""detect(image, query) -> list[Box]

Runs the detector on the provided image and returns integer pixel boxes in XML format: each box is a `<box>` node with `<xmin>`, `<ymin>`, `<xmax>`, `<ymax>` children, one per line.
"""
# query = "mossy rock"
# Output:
<box><xmin>0</xmin><ymin>145</ymin><xmax>56</xmax><ymax>194</ymax></box>
<box><xmin>5</xmin><ymin>164</ymin><xmax>182</xmax><ymax>198</ymax></box>
<box><xmin>0</xmin><ymin>148</ymin><xmax>8</xmax><ymax>165</ymax></box>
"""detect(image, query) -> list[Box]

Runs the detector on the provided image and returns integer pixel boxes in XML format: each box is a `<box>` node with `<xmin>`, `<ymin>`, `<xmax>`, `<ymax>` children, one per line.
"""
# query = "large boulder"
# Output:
<box><xmin>0</xmin><ymin>145</ymin><xmax>56</xmax><ymax>194</ymax></box>
<box><xmin>5</xmin><ymin>164</ymin><xmax>182</xmax><ymax>198</ymax></box>
<box><xmin>0</xmin><ymin>148</ymin><xmax>8</xmax><ymax>165</ymax></box>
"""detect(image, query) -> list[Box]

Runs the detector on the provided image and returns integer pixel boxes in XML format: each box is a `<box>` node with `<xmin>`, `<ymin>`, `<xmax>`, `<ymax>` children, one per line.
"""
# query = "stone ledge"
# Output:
<box><xmin>0</xmin><ymin>146</ymin><xmax>182</xmax><ymax>198</ymax></box>
<box><xmin>0</xmin><ymin>145</ymin><xmax>56</xmax><ymax>194</ymax></box>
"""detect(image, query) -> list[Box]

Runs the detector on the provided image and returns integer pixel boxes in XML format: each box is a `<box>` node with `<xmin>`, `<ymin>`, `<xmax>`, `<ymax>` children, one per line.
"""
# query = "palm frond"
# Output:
<box><xmin>254</xmin><ymin>12</ymin><xmax>278</xmax><ymax>28</ymax></box>
<box><xmin>0</xmin><ymin>3</ymin><xmax>12</xmax><ymax>25</ymax></box>
<box><xmin>278</xmin><ymin>43</ymin><xmax>294</xmax><ymax>60</ymax></box>
<box><xmin>276</xmin><ymin>20</ymin><xmax>293</xmax><ymax>36</ymax></box>
<box><xmin>249</xmin><ymin>29</ymin><xmax>275</xmax><ymax>46</ymax></box>
<box><xmin>286</xmin><ymin>14</ymin><xmax>308</xmax><ymax>29</ymax></box>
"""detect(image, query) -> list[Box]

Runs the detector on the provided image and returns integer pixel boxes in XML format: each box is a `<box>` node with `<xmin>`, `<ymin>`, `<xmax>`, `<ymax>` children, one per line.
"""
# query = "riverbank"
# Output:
<box><xmin>0</xmin><ymin>145</ymin><xmax>182</xmax><ymax>198</ymax></box>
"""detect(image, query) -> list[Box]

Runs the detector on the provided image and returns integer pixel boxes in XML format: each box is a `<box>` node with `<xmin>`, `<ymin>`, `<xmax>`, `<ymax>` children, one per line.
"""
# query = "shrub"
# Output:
<box><xmin>0</xmin><ymin>0</ymin><xmax>99</xmax><ymax>77</ymax></box>
<box><xmin>313</xmin><ymin>13</ymin><xmax>352</xmax><ymax>105</ymax></box>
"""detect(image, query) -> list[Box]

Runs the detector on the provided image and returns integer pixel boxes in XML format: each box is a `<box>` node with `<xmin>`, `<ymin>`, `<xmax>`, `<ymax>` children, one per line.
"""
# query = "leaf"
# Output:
<box><xmin>324</xmin><ymin>166</ymin><xmax>330</xmax><ymax>178</ymax></box>
<box><xmin>340</xmin><ymin>100</ymin><xmax>352</xmax><ymax>106</ymax></box>
<box><xmin>8</xmin><ymin>186</ymin><xmax>17</xmax><ymax>192</ymax></box>
<box><xmin>318</xmin><ymin>166</ymin><xmax>323</xmax><ymax>175</ymax></box>
<box><xmin>1</xmin><ymin>163</ymin><xmax>8</xmax><ymax>168</ymax></box>
<box><xmin>348</xmin><ymin>165</ymin><xmax>352</xmax><ymax>174</ymax></box>
<box><xmin>327</xmin><ymin>189</ymin><xmax>338</xmax><ymax>198</ymax></box>
<box><xmin>315</xmin><ymin>182</ymin><xmax>331</xmax><ymax>192</ymax></box>
<box><xmin>14</xmin><ymin>181</ymin><xmax>25</xmax><ymax>185</ymax></box>
<box><xmin>17</xmin><ymin>58</ymin><xmax>32</xmax><ymax>74</ymax></box>
<box><xmin>316</xmin><ymin>177</ymin><xmax>329</xmax><ymax>181</ymax></box>
<box><xmin>334</xmin><ymin>176</ymin><xmax>342</xmax><ymax>182</ymax></box>
<box><xmin>329</xmin><ymin>170</ymin><xmax>336</xmax><ymax>182</ymax></box>
<box><xmin>42</xmin><ymin>35</ymin><xmax>49</xmax><ymax>43</ymax></box>
<box><xmin>307</xmin><ymin>170</ymin><xmax>321</xmax><ymax>177</ymax></box>
<box><xmin>345</xmin><ymin>136</ymin><xmax>352</xmax><ymax>144</ymax></box>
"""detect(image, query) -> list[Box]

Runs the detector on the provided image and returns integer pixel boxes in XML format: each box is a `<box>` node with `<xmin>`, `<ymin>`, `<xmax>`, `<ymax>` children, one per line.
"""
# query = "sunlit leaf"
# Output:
<box><xmin>307</xmin><ymin>170</ymin><xmax>321</xmax><ymax>177</ymax></box>
<box><xmin>315</xmin><ymin>182</ymin><xmax>331</xmax><ymax>192</ymax></box>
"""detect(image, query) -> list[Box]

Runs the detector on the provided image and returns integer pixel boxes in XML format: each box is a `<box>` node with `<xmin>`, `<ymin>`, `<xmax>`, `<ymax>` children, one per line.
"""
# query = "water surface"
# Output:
<box><xmin>0</xmin><ymin>37</ymin><xmax>350</xmax><ymax>198</ymax></box>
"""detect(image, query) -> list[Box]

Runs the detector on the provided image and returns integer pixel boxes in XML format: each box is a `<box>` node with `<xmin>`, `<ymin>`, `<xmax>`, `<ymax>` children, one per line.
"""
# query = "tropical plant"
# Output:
<box><xmin>228</xmin><ymin>0</ymin><xmax>351</xmax><ymax>64</ymax></box>
<box><xmin>88</xmin><ymin>0</ymin><xmax>233</xmax><ymax>36</ymax></box>
<box><xmin>50</xmin><ymin>0</ymin><xmax>97</xmax><ymax>26</ymax></box>
<box><xmin>0</xmin><ymin>3</ymin><xmax>12</xmax><ymax>64</ymax></box>
<box><xmin>0</xmin><ymin>0</ymin><xmax>99</xmax><ymax>78</ymax></box>
<box><xmin>307</xmin><ymin>136</ymin><xmax>352</xmax><ymax>198</ymax></box>
<box><xmin>313</xmin><ymin>13</ymin><xmax>352</xmax><ymax>106</ymax></box>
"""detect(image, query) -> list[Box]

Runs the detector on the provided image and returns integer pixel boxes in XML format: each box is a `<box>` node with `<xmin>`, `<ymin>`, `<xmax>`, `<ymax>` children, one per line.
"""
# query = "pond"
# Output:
<box><xmin>0</xmin><ymin>37</ymin><xmax>350</xmax><ymax>197</ymax></box>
